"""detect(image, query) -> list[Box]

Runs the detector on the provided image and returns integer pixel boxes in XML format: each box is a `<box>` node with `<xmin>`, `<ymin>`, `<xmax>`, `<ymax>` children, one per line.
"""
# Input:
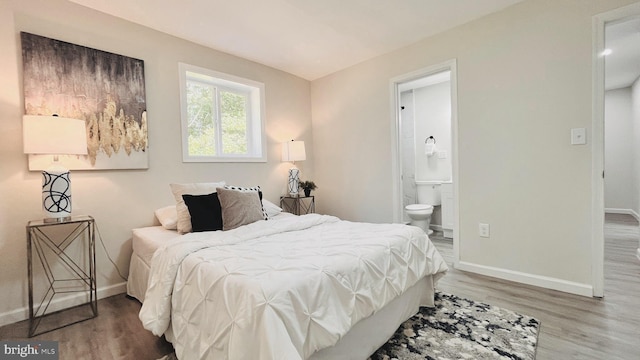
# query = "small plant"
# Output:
<box><xmin>299</xmin><ymin>180</ymin><xmax>317</xmax><ymax>197</ymax></box>
<box><xmin>299</xmin><ymin>180</ymin><xmax>317</xmax><ymax>191</ymax></box>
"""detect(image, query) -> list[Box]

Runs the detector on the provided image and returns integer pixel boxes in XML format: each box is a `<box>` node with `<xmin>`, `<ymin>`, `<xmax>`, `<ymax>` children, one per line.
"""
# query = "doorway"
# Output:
<box><xmin>391</xmin><ymin>59</ymin><xmax>460</xmax><ymax>267</ymax></box>
<box><xmin>593</xmin><ymin>3</ymin><xmax>640</xmax><ymax>297</ymax></box>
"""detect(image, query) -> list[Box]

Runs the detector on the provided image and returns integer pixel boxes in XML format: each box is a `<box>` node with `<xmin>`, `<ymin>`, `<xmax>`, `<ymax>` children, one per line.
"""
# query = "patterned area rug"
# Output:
<box><xmin>369</xmin><ymin>291</ymin><xmax>540</xmax><ymax>360</ymax></box>
<box><xmin>158</xmin><ymin>291</ymin><xmax>540</xmax><ymax>360</ymax></box>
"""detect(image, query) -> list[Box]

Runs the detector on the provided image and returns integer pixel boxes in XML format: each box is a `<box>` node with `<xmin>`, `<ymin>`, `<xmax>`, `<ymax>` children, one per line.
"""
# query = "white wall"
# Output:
<box><xmin>311</xmin><ymin>0</ymin><xmax>639</xmax><ymax>295</ymax></box>
<box><xmin>604</xmin><ymin>87</ymin><xmax>637</xmax><ymax>216</ymax></box>
<box><xmin>0</xmin><ymin>0</ymin><xmax>312</xmax><ymax>325</ymax></box>
<box><xmin>414</xmin><ymin>81</ymin><xmax>452</xmax><ymax>182</ymax></box>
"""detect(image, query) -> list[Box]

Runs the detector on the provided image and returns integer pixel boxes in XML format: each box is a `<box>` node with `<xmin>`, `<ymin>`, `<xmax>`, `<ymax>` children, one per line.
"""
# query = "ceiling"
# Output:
<box><xmin>605</xmin><ymin>17</ymin><xmax>640</xmax><ymax>91</ymax></box>
<box><xmin>68</xmin><ymin>0</ymin><xmax>524</xmax><ymax>80</ymax></box>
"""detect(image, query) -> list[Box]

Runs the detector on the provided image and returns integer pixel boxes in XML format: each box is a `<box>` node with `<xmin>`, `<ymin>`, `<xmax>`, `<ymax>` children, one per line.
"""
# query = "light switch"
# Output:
<box><xmin>479</xmin><ymin>223</ymin><xmax>490</xmax><ymax>238</ymax></box>
<box><xmin>437</xmin><ymin>151</ymin><xmax>447</xmax><ymax>159</ymax></box>
<box><xmin>571</xmin><ymin>128</ymin><xmax>586</xmax><ymax>145</ymax></box>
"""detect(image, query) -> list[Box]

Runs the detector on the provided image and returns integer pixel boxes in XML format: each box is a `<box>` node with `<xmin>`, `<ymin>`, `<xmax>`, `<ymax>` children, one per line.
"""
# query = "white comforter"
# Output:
<box><xmin>140</xmin><ymin>214</ymin><xmax>447</xmax><ymax>360</ymax></box>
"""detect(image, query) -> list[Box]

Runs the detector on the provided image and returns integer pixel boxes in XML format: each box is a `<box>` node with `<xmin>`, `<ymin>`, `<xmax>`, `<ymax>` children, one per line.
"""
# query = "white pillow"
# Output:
<box><xmin>154</xmin><ymin>205</ymin><xmax>178</xmax><ymax>230</ymax></box>
<box><xmin>262</xmin><ymin>199</ymin><xmax>283</xmax><ymax>219</ymax></box>
<box><xmin>170</xmin><ymin>181</ymin><xmax>225</xmax><ymax>233</ymax></box>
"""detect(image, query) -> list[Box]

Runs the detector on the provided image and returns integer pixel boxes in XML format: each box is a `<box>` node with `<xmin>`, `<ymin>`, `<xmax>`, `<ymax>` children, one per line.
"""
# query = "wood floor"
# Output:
<box><xmin>1</xmin><ymin>213</ymin><xmax>638</xmax><ymax>359</ymax></box>
<box><xmin>431</xmin><ymin>213</ymin><xmax>640</xmax><ymax>360</ymax></box>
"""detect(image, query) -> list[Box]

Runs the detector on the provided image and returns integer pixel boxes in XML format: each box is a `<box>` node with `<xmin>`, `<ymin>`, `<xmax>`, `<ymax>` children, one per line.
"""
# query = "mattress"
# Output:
<box><xmin>132</xmin><ymin>226</ymin><xmax>182</xmax><ymax>266</ymax></box>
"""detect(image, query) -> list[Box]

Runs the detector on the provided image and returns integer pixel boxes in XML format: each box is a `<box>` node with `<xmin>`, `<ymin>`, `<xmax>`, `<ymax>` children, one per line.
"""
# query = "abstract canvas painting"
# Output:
<box><xmin>21</xmin><ymin>32</ymin><xmax>148</xmax><ymax>170</ymax></box>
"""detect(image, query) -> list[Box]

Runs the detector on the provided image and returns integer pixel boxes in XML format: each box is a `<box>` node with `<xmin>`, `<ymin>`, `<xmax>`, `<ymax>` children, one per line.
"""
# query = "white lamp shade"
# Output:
<box><xmin>281</xmin><ymin>140</ymin><xmax>306</xmax><ymax>162</ymax></box>
<box><xmin>23</xmin><ymin>115</ymin><xmax>88</xmax><ymax>155</ymax></box>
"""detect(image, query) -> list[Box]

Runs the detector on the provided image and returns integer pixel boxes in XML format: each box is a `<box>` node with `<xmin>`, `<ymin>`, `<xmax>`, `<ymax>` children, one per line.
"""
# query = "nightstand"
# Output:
<box><xmin>26</xmin><ymin>215</ymin><xmax>98</xmax><ymax>337</ymax></box>
<box><xmin>280</xmin><ymin>195</ymin><xmax>315</xmax><ymax>215</ymax></box>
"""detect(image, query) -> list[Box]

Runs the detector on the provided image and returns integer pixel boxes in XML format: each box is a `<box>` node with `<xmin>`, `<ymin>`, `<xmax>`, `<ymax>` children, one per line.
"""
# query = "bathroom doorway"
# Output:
<box><xmin>391</xmin><ymin>59</ymin><xmax>459</xmax><ymax>266</ymax></box>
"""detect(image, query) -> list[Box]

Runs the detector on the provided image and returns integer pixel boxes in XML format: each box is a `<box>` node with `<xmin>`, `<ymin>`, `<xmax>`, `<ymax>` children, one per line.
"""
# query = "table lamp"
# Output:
<box><xmin>281</xmin><ymin>140</ymin><xmax>306</xmax><ymax>196</ymax></box>
<box><xmin>23</xmin><ymin>115</ymin><xmax>88</xmax><ymax>222</ymax></box>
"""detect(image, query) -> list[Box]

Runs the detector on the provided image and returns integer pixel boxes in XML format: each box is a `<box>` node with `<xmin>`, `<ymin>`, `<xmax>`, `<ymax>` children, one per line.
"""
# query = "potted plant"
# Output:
<box><xmin>299</xmin><ymin>180</ymin><xmax>317</xmax><ymax>197</ymax></box>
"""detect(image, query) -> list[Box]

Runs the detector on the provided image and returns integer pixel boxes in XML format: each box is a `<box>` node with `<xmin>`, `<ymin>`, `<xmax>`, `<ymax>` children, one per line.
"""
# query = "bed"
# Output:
<box><xmin>128</xmin><ymin>187</ymin><xmax>447</xmax><ymax>360</ymax></box>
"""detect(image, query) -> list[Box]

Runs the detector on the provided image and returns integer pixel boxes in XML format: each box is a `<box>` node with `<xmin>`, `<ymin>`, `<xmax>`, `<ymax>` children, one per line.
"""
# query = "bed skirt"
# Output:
<box><xmin>127</xmin><ymin>252</ymin><xmax>150</xmax><ymax>302</ymax></box>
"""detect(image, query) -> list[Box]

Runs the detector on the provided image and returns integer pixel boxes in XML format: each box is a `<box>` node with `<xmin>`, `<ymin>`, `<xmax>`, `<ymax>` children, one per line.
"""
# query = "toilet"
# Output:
<box><xmin>405</xmin><ymin>181</ymin><xmax>442</xmax><ymax>235</ymax></box>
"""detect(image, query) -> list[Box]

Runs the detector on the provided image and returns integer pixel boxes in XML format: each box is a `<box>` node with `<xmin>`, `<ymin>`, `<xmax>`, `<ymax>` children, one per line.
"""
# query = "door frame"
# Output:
<box><xmin>592</xmin><ymin>2</ymin><xmax>640</xmax><ymax>297</ymax></box>
<box><xmin>390</xmin><ymin>59</ymin><xmax>460</xmax><ymax>267</ymax></box>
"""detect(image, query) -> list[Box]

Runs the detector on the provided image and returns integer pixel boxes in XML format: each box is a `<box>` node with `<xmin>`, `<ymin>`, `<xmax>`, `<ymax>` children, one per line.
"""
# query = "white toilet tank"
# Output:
<box><xmin>416</xmin><ymin>181</ymin><xmax>442</xmax><ymax>205</ymax></box>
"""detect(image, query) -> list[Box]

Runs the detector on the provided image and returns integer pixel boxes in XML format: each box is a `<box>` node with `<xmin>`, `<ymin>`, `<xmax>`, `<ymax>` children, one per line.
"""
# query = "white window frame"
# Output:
<box><xmin>179</xmin><ymin>62</ymin><xmax>267</xmax><ymax>162</ymax></box>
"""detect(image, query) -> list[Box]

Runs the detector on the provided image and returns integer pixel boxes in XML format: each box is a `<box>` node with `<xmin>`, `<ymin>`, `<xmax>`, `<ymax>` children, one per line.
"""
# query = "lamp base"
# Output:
<box><xmin>288</xmin><ymin>167</ymin><xmax>300</xmax><ymax>196</ymax></box>
<box><xmin>42</xmin><ymin>163</ymin><xmax>73</xmax><ymax>221</ymax></box>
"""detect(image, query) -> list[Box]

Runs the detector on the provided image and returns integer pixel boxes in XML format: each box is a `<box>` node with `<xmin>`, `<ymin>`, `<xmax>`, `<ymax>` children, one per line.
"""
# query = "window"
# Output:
<box><xmin>179</xmin><ymin>63</ymin><xmax>266</xmax><ymax>162</ymax></box>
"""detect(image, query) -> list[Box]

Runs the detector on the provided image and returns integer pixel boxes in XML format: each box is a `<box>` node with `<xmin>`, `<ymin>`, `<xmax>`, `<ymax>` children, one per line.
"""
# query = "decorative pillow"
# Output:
<box><xmin>262</xmin><ymin>199</ymin><xmax>283</xmax><ymax>219</ymax></box>
<box><xmin>181</xmin><ymin>193</ymin><xmax>223</xmax><ymax>232</ymax></box>
<box><xmin>216</xmin><ymin>187</ymin><xmax>265</xmax><ymax>231</ymax></box>
<box><xmin>223</xmin><ymin>185</ymin><xmax>268</xmax><ymax>220</ymax></box>
<box><xmin>154</xmin><ymin>205</ymin><xmax>178</xmax><ymax>230</ymax></box>
<box><xmin>170</xmin><ymin>181</ymin><xmax>225</xmax><ymax>233</ymax></box>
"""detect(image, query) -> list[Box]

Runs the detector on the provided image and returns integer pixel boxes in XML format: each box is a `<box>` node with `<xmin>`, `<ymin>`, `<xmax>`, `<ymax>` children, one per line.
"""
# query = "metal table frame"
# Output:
<box><xmin>280</xmin><ymin>195</ymin><xmax>315</xmax><ymax>215</ymax></box>
<box><xmin>26</xmin><ymin>215</ymin><xmax>97</xmax><ymax>337</ymax></box>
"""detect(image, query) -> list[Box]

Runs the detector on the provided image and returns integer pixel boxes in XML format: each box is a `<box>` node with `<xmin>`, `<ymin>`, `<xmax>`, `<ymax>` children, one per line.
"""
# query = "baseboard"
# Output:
<box><xmin>0</xmin><ymin>282</ymin><xmax>127</xmax><ymax>327</ymax></box>
<box><xmin>429</xmin><ymin>223</ymin><xmax>453</xmax><ymax>239</ymax></box>
<box><xmin>605</xmin><ymin>208</ymin><xmax>640</xmax><ymax>221</ymax></box>
<box><xmin>456</xmin><ymin>261</ymin><xmax>593</xmax><ymax>297</ymax></box>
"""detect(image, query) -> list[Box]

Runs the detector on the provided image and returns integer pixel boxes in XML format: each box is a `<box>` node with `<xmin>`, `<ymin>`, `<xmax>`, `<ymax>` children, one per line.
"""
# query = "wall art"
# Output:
<box><xmin>21</xmin><ymin>32</ymin><xmax>148</xmax><ymax>170</ymax></box>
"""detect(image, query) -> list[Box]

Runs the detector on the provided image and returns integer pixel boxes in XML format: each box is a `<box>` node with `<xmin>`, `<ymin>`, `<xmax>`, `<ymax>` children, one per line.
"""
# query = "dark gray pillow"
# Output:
<box><xmin>223</xmin><ymin>185</ymin><xmax>268</xmax><ymax>220</ymax></box>
<box><xmin>216</xmin><ymin>187</ymin><xmax>265</xmax><ymax>230</ymax></box>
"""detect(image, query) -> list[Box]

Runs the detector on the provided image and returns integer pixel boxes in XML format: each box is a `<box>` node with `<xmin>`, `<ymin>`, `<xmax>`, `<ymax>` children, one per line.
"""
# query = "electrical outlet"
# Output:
<box><xmin>479</xmin><ymin>223</ymin><xmax>490</xmax><ymax>238</ymax></box>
